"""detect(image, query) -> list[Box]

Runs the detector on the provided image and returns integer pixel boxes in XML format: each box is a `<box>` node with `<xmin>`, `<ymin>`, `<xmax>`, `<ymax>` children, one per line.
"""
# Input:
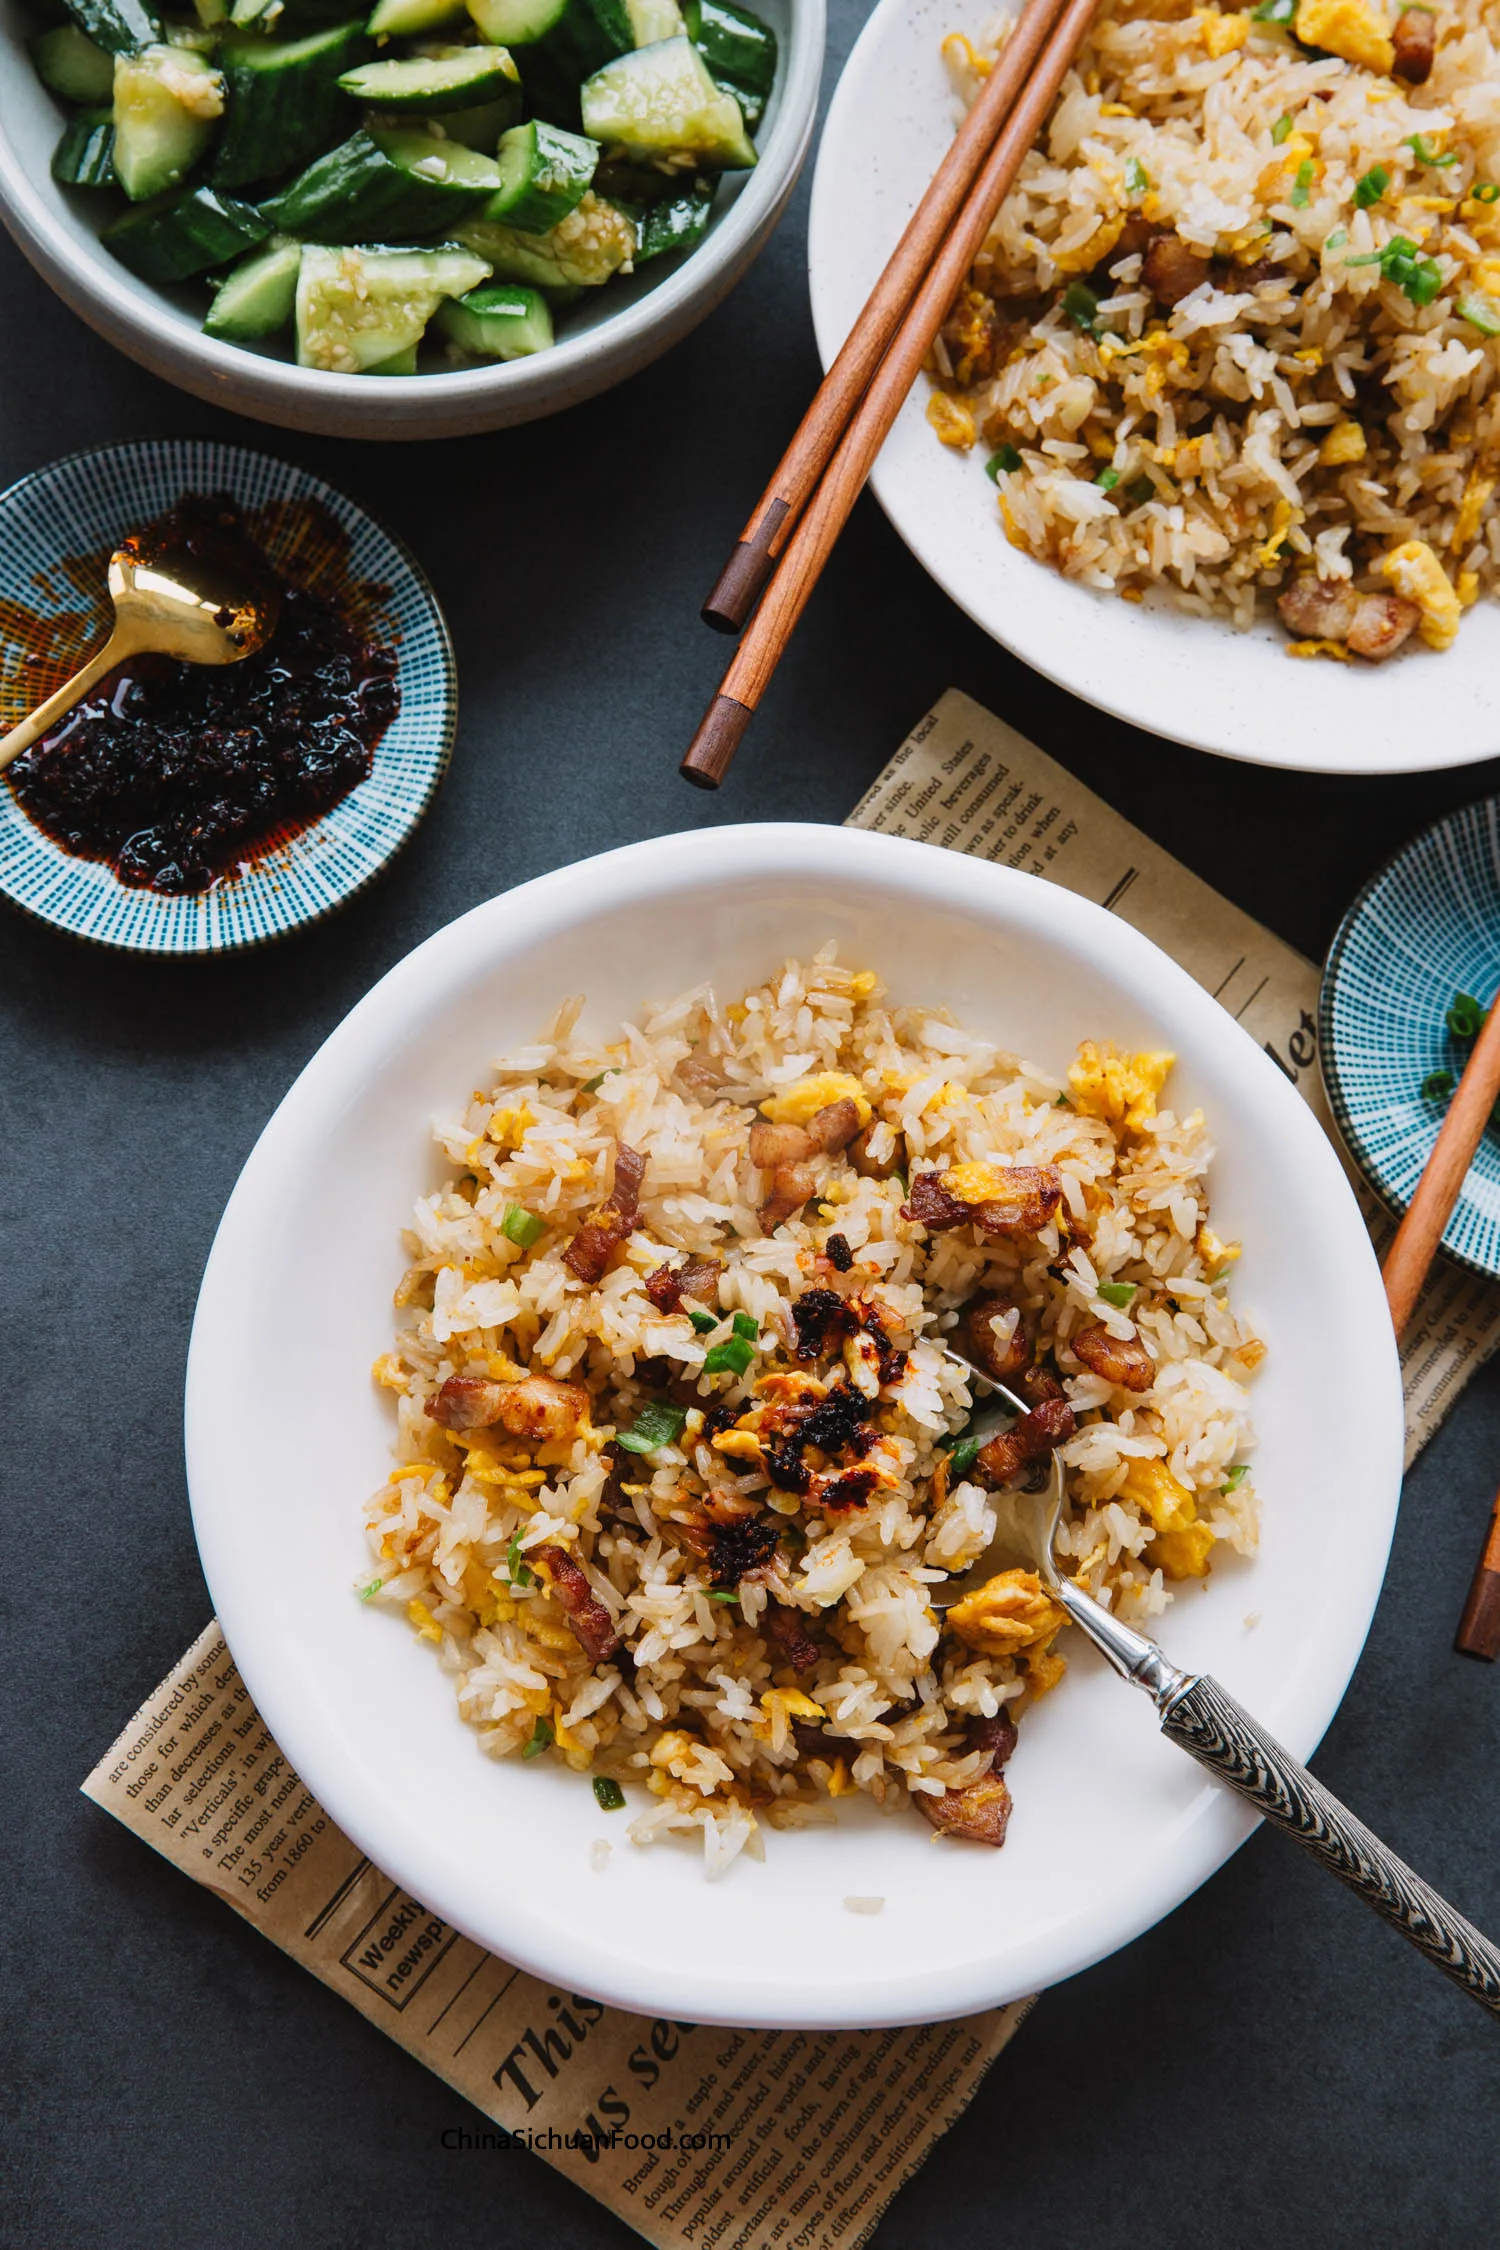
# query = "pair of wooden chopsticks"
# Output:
<box><xmin>681</xmin><ymin>0</ymin><xmax>1101</xmax><ymax>789</ymax></box>
<box><xmin>1383</xmin><ymin>993</ymin><xmax>1500</xmax><ymax>1659</ymax></box>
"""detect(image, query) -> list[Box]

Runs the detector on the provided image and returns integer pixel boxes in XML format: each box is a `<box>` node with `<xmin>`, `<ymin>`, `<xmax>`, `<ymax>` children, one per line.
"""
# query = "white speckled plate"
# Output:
<box><xmin>807</xmin><ymin>0</ymin><xmax>1500</xmax><ymax>774</ymax></box>
<box><xmin>0</xmin><ymin>438</ymin><xmax>455</xmax><ymax>952</ymax></box>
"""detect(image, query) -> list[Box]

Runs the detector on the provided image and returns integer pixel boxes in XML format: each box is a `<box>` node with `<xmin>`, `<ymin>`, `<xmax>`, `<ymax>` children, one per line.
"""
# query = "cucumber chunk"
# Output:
<box><xmin>337</xmin><ymin>47</ymin><xmax>519</xmax><ymax>112</ymax></box>
<box><xmin>482</xmin><ymin>117</ymin><xmax>596</xmax><ymax>230</ymax></box>
<box><xmin>454</xmin><ymin>188</ymin><xmax>632</xmax><ymax>285</ymax></box>
<box><xmin>367</xmin><ymin>341</ymin><xmax>420</xmax><ymax>372</ymax></box>
<box><xmin>204</xmin><ymin>232</ymin><xmax>302</xmax><ymax>335</ymax></box>
<box><xmin>625</xmin><ymin>0</ymin><xmax>681</xmax><ymax>40</ymax></box>
<box><xmin>366</xmin><ymin>0</ymin><xmax>467</xmax><ymax>32</ymax></box>
<box><xmin>230</xmin><ymin>0</ymin><xmax>360</xmax><ymax>26</ymax></box>
<box><xmin>579</xmin><ymin>36</ymin><xmax>753</xmax><ymax>170</ymax></box>
<box><xmin>263</xmin><ymin>124</ymin><xmax>500</xmax><ymax>238</ymax></box>
<box><xmin>191</xmin><ymin>0</ymin><xmax>229</xmax><ymax>24</ymax></box>
<box><xmin>466</xmin><ymin>0</ymin><xmax>630</xmax><ymax>78</ymax></box>
<box><xmin>113</xmin><ymin>43</ymin><xmax>224</xmax><ymax>201</ymax></box>
<box><xmin>103</xmin><ymin>181</ymin><xmax>269</xmax><ymax>277</ymax></box>
<box><xmin>213</xmin><ymin>23</ymin><xmax>369</xmax><ymax>189</ymax></box>
<box><xmin>434</xmin><ymin>278</ymin><xmax>553</xmax><ymax>355</ymax></box>
<box><xmin>52</xmin><ymin>108</ymin><xmax>118</xmax><ymax>186</ymax></box>
<box><xmin>631</xmin><ymin>171</ymin><xmax>713</xmax><ymax>259</ymax></box>
<box><xmin>437</xmin><ymin>90</ymin><xmax>523</xmax><ymax>148</ymax></box>
<box><xmin>62</xmin><ymin>0</ymin><xmax>162</xmax><ymax>55</ymax></box>
<box><xmin>683</xmin><ymin>0</ymin><xmax>773</xmax><ymax>97</ymax></box>
<box><xmin>30</xmin><ymin>23</ymin><xmax>116</xmax><ymax>100</ymax></box>
<box><xmin>293</xmin><ymin>240</ymin><xmax>489</xmax><ymax>368</ymax></box>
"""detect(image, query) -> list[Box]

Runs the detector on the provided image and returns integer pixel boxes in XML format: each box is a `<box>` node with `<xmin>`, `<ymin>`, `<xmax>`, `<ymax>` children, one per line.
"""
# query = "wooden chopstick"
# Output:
<box><xmin>1379</xmin><ymin>989</ymin><xmax>1500</xmax><ymax>1658</ymax></box>
<box><xmin>683</xmin><ymin>0</ymin><xmax>1102</xmax><ymax>787</ymax></box>
<box><xmin>700</xmin><ymin>0</ymin><xmax>1075</xmax><ymax>635</ymax></box>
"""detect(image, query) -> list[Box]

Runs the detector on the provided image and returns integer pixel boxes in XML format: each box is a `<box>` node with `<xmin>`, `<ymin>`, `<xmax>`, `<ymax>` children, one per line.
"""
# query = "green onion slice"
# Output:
<box><xmin>1420</xmin><ymin>1069</ymin><xmax>1457</xmax><ymax>1101</ymax></box>
<box><xmin>358</xmin><ymin>1577</ymin><xmax>383</xmax><ymax>1601</ymax></box>
<box><xmin>579</xmin><ymin>1070</ymin><xmax>615</xmax><ymax>1094</ymax></box>
<box><xmin>1352</xmin><ymin>164</ymin><xmax>1389</xmax><ymax>209</ymax></box>
<box><xmin>522</xmin><ymin>1716</ymin><xmax>553</xmax><ymax>1760</ymax></box>
<box><xmin>505</xmin><ymin>1530</ymin><xmax>533</xmax><ymax>1587</ymax></box>
<box><xmin>1061</xmin><ymin>279</ymin><xmax>1099</xmax><ymax>333</ymax></box>
<box><xmin>687</xmin><ymin>1307</ymin><xmax>719</xmax><ymax>1333</ymax></box>
<box><xmin>1271</xmin><ymin>112</ymin><xmax>1293</xmax><ymax>144</ymax></box>
<box><xmin>1459</xmin><ymin>294</ymin><xmax>1500</xmax><ymax>336</ymax></box>
<box><xmin>1125</xmin><ymin>155</ymin><xmax>1150</xmax><ymax>193</ymax></box>
<box><xmin>1222</xmin><ymin>1464</ymin><xmax>1250</xmax><ymax>1494</ymax></box>
<box><xmin>702</xmin><ymin>1335</ymin><xmax>756</xmax><ymax>1377</ymax></box>
<box><xmin>731</xmin><ymin>1310</ymin><xmax>759</xmax><ymax>1340</ymax></box>
<box><xmin>1447</xmin><ymin>991</ymin><xmax>1488</xmax><ymax>1039</ymax></box>
<box><xmin>1098</xmin><ymin>1280</ymin><xmax>1138</xmax><ymax>1307</ymax></box>
<box><xmin>592</xmin><ymin>1775</ymin><xmax>626</xmax><ymax>1809</ymax></box>
<box><xmin>500</xmin><ymin>1203</ymin><xmax>546</xmax><ymax>1248</ymax></box>
<box><xmin>1324</xmin><ymin>227</ymin><xmax>1347</xmax><ymax>250</ymax></box>
<box><xmin>948</xmin><ymin>1434</ymin><xmax>983</xmax><ymax>1479</ymax></box>
<box><xmin>986</xmin><ymin>443</ymin><xmax>1022</xmax><ymax>479</ymax></box>
<box><xmin>618</xmin><ymin>1399</ymin><xmax>689</xmax><ymax>1454</ymax></box>
<box><xmin>706</xmin><ymin>1588</ymin><xmax>741</xmax><ymax>1603</ymax></box>
<box><xmin>1095</xmin><ymin>467</ymin><xmax>1121</xmax><ymax>490</ymax></box>
<box><xmin>1290</xmin><ymin>160</ymin><xmax>1315</xmax><ymax>208</ymax></box>
<box><xmin>1403</xmin><ymin>133</ymin><xmax>1458</xmax><ymax>166</ymax></box>
<box><xmin>1475</xmin><ymin>182</ymin><xmax>1500</xmax><ymax>202</ymax></box>
<box><xmin>1252</xmin><ymin>0</ymin><xmax>1294</xmax><ymax>19</ymax></box>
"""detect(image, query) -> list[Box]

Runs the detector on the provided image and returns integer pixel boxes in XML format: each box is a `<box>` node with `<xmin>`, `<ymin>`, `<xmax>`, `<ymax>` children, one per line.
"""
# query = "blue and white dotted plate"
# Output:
<box><xmin>0</xmin><ymin>439</ymin><xmax>455</xmax><ymax>953</ymax></box>
<box><xmin>1320</xmin><ymin>798</ymin><xmax>1500</xmax><ymax>1283</ymax></box>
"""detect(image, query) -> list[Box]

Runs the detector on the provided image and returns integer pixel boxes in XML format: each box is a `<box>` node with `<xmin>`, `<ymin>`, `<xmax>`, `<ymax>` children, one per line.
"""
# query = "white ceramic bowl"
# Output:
<box><xmin>186</xmin><ymin>824</ymin><xmax>1402</xmax><ymax>2027</ymax></box>
<box><xmin>808</xmin><ymin>0</ymin><xmax>1500</xmax><ymax>775</ymax></box>
<box><xmin>0</xmin><ymin>0</ymin><xmax>822</xmax><ymax>440</ymax></box>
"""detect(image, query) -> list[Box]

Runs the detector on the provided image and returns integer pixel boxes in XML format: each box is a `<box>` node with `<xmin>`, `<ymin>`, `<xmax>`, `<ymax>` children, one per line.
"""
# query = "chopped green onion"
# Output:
<box><xmin>731</xmin><ymin>1310</ymin><xmax>759</xmax><ymax>1340</ymax></box>
<box><xmin>687</xmin><ymin>1307</ymin><xmax>719</xmax><ymax>1333</ymax></box>
<box><xmin>1061</xmin><ymin>280</ymin><xmax>1099</xmax><ymax>333</ymax></box>
<box><xmin>1447</xmin><ymin>991</ymin><xmax>1488</xmax><ymax>1039</ymax></box>
<box><xmin>1124</xmin><ymin>475</ymin><xmax>1156</xmax><ymax>508</ymax></box>
<box><xmin>1290</xmin><ymin>160</ymin><xmax>1315</xmax><ymax>208</ymax></box>
<box><xmin>948</xmin><ymin>1435</ymin><xmax>983</xmax><ymax>1480</ymax></box>
<box><xmin>1098</xmin><ymin>1281</ymin><xmax>1138</xmax><ymax>1307</ymax></box>
<box><xmin>1324</xmin><ymin>227</ymin><xmax>1347</xmax><ymax>250</ymax></box>
<box><xmin>705</xmin><ymin>1589</ymin><xmax>741</xmax><ymax>1603</ymax></box>
<box><xmin>1420</xmin><ymin>1069</ymin><xmax>1457</xmax><ymax>1101</ymax></box>
<box><xmin>505</xmin><ymin>1531</ymin><xmax>533</xmax><ymax>1588</ymax></box>
<box><xmin>618</xmin><ymin>1399</ymin><xmax>689</xmax><ymax>1454</ymax></box>
<box><xmin>1475</xmin><ymin>182</ymin><xmax>1500</xmax><ymax>203</ymax></box>
<box><xmin>592</xmin><ymin>1775</ymin><xmax>625</xmax><ymax>1809</ymax></box>
<box><xmin>358</xmin><ymin>1577</ymin><xmax>383</xmax><ymax>1601</ymax></box>
<box><xmin>1347</xmin><ymin>235</ymin><xmax>1444</xmax><ymax>305</ymax></box>
<box><xmin>1124</xmin><ymin>156</ymin><xmax>1150</xmax><ymax>193</ymax></box>
<box><xmin>1095</xmin><ymin>467</ymin><xmax>1121</xmax><ymax>490</ymax></box>
<box><xmin>1252</xmin><ymin>0</ymin><xmax>1294</xmax><ymax>19</ymax></box>
<box><xmin>1222</xmin><ymin>1464</ymin><xmax>1250</xmax><ymax>1494</ymax></box>
<box><xmin>1403</xmin><ymin>134</ymin><xmax>1458</xmax><ymax>167</ymax></box>
<box><xmin>1459</xmin><ymin>294</ymin><xmax>1500</xmax><ymax>337</ymax></box>
<box><xmin>1404</xmin><ymin>258</ymin><xmax>1443</xmax><ymax>307</ymax></box>
<box><xmin>702</xmin><ymin>1335</ymin><xmax>756</xmax><ymax>1378</ymax></box>
<box><xmin>579</xmin><ymin>1071</ymin><xmax>615</xmax><ymax>1094</ymax></box>
<box><xmin>1352</xmin><ymin>164</ymin><xmax>1389</xmax><ymax>209</ymax></box>
<box><xmin>986</xmin><ymin>443</ymin><xmax>1022</xmax><ymax>479</ymax></box>
<box><xmin>500</xmin><ymin>1203</ymin><xmax>546</xmax><ymax>1248</ymax></box>
<box><xmin>1271</xmin><ymin>113</ymin><xmax>1294</xmax><ymax>145</ymax></box>
<box><xmin>522</xmin><ymin>1716</ymin><xmax>553</xmax><ymax>1760</ymax></box>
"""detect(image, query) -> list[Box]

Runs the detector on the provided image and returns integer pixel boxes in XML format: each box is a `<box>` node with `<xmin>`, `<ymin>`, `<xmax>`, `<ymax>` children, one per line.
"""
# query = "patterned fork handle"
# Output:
<box><xmin>1162</xmin><ymin>1673</ymin><xmax>1500</xmax><ymax>2017</ymax></box>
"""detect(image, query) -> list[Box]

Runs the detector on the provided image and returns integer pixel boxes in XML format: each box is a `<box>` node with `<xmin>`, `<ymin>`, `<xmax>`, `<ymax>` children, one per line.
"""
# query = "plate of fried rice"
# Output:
<box><xmin>187</xmin><ymin>826</ymin><xmax>1401</xmax><ymax>2026</ymax></box>
<box><xmin>809</xmin><ymin>0</ymin><xmax>1500</xmax><ymax>772</ymax></box>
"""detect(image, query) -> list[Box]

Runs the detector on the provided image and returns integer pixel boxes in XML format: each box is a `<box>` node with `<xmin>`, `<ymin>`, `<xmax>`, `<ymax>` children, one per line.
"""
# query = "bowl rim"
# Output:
<box><xmin>0</xmin><ymin>0</ymin><xmax>825</xmax><ymax>421</ymax></box>
<box><xmin>185</xmin><ymin>822</ymin><xmax>1405</xmax><ymax>2027</ymax></box>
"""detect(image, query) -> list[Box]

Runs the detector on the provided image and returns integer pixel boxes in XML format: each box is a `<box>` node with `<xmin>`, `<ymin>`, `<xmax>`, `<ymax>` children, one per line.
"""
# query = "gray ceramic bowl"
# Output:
<box><xmin>0</xmin><ymin>0</ymin><xmax>823</xmax><ymax>439</ymax></box>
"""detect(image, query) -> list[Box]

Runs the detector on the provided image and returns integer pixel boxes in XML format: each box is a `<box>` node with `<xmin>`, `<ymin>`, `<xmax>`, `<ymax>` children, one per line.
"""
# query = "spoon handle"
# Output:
<box><xmin>1160</xmin><ymin>1671</ymin><xmax>1500</xmax><ymax>2016</ymax></box>
<box><xmin>0</xmin><ymin>631</ymin><xmax>133</xmax><ymax>772</ymax></box>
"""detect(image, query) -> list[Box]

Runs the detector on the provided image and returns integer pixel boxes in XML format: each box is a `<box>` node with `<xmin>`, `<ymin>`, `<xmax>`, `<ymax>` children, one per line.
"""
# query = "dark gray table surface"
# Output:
<box><xmin>5</xmin><ymin>9</ymin><xmax>1499</xmax><ymax>2241</ymax></box>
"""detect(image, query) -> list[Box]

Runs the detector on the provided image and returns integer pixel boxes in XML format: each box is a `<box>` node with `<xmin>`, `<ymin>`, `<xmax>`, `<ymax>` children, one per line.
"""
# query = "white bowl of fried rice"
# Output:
<box><xmin>809</xmin><ymin>0</ymin><xmax>1500</xmax><ymax>772</ymax></box>
<box><xmin>186</xmin><ymin>824</ymin><xmax>1401</xmax><ymax>2026</ymax></box>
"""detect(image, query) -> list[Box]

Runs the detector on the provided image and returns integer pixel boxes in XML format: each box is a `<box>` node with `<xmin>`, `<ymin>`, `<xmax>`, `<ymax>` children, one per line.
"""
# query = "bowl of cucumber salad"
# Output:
<box><xmin>0</xmin><ymin>0</ymin><xmax>821</xmax><ymax>436</ymax></box>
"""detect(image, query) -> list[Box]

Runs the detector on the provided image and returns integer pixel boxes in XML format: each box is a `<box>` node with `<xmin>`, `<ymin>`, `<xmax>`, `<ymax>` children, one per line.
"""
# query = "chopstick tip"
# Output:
<box><xmin>680</xmin><ymin>693</ymin><xmax>754</xmax><ymax>790</ymax></box>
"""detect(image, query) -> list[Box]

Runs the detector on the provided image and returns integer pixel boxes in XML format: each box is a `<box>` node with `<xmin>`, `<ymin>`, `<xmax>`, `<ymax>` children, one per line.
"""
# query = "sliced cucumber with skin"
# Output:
<box><xmin>481</xmin><ymin>117</ymin><xmax>596</xmax><ymax>230</ymax></box>
<box><xmin>366</xmin><ymin>341</ymin><xmax>420</xmax><ymax>371</ymax></box>
<box><xmin>434</xmin><ymin>278</ymin><xmax>552</xmax><ymax>355</ymax></box>
<box><xmin>713</xmin><ymin>71</ymin><xmax>760</xmax><ymax>133</ymax></box>
<box><xmin>630</xmin><ymin>170</ymin><xmax>713</xmax><ymax>259</ymax></box>
<box><xmin>52</xmin><ymin>108</ymin><xmax>117</xmax><ymax>187</ymax></box>
<box><xmin>30</xmin><ymin>23</ymin><xmax>116</xmax><ymax>101</ymax></box>
<box><xmin>625</xmin><ymin>0</ymin><xmax>680</xmax><ymax>40</ymax></box>
<box><xmin>191</xmin><ymin>0</ymin><xmax>229</xmax><ymax>23</ymax></box>
<box><xmin>103</xmin><ymin>180</ymin><xmax>269</xmax><ymax>277</ymax></box>
<box><xmin>366</xmin><ymin>0</ymin><xmax>467</xmax><ymax>32</ymax></box>
<box><xmin>579</xmin><ymin>36</ymin><xmax>753</xmax><ymax>169</ymax></box>
<box><xmin>454</xmin><ymin>188</ymin><xmax>632</xmax><ymax>285</ymax></box>
<box><xmin>467</xmin><ymin>0</ymin><xmax>629</xmax><ymax>78</ymax></box>
<box><xmin>113</xmin><ymin>44</ymin><xmax>224</xmax><ymax>200</ymax></box>
<box><xmin>213</xmin><ymin>22</ymin><xmax>369</xmax><ymax>189</ymax></box>
<box><xmin>294</xmin><ymin>240</ymin><xmax>489</xmax><ymax>368</ymax></box>
<box><xmin>338</xmin><ymin>46</ymin><xmax>518</xmax><ymax>111</ymax></box>
<box><xmin>204</xmin><ymin>231</ymin><xmax>301</xmax><ymax>335</ymax></box>
<box><xmin>437</xmin><ymin>90</ymin><xmax>523</xmax><ymax>147</ymax></box>
<box><xmin>63</xmin><ymin>0</ymin><xmax>162</xmax><ymax>55</ymax></box>
<box><xmin>683</xmin><ymin>0</ymin><xmax>773</xmax><ymax>96</ymax></box>
<box><xmin>264</xmin><ymin>124</ymin><xmax>500</xmax><ymax>238</ymax></box>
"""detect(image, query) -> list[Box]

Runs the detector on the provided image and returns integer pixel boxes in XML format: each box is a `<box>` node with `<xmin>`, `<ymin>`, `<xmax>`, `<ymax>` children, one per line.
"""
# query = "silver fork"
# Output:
<box><xmin>932</xmin><ymin>1356</ymin><xmax>1500</xmax><ymax>2018</ymax></box>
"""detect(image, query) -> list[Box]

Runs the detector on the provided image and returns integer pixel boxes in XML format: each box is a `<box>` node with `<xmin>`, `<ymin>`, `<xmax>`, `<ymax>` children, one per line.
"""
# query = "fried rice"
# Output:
<box><xmin>928</xmin><ymin>0</ymin><xmax>1500</xmax><ymax>660</ymax></box>
<box><xmin>362</xmin><ymin>950</ymin><xmax>1263</xmax><ymax>1875</ymax></box>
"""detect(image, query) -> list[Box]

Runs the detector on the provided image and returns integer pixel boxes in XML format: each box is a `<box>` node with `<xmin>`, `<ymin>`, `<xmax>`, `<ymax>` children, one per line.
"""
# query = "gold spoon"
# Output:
<box><xmin>0</xmin><ymin>511</ymin><xmax>281</xmax><ymax>773</ymax></box>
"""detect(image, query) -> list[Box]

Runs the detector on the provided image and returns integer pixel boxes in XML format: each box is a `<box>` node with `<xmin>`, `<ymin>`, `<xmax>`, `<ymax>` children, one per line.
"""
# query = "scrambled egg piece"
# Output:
<box><xmin>1286</xmin><ymin>639</ymin><xmax>1353</xmax><ymax>661</ymax></box>
<box><xmin>1196</xmin><ymin>1223</ymin><xmax>1240</xmax><ymax>1273</ymax></box>
<box><xmin>1319</xmin><ymin>420</ymin><xmax>1367</xmax><ymax>465</ymax></box>
<box><xmin>940</xmin><ymin>1160</ymin><xmax>1013</xmax><ymax>1205</ymax></box>
<box><xmin>947</xmin><ymin>1568</ymin><xmax>1068</xmax><ymax>1657</ymax></box>
<box><xmin>1052</xmin><ymin>212</ymin><xmax>1125</xmax><ymax>275</ymax></box>
<box><xmin>1068</xmin><ymin>1042</ymin><xmax>1175</xmax><ymax>1132</ymax></box>
<box><xmin>760</xmin><ymin>1072</ymin><xmax>873</xmax><ymax>1128</ymax></box>
<box><xmin>407</xmin><ymin>1598</ymin><xmax>443</xmax><ymax>1644</ymax></box>
<box><xmin>485</xmin><ymin>1101</ymin><xmax>534</xmax><ymax>1149</ymax></box>
<box><xmin>1148</xmin><ymin>1521</ymin><xmax>1217</xmax><ymax>1579</ymax></box>
<box><xmin>1378</xmin><ymin>539</ymin><xmax>1462</xmax><ymax>648</ymax></box>
<box><xmin>927</xmin><ymin>392</ymin><xmax>975</xmax><ymax>448</ymax></box>
<box><xmin>1452</xmin><ymin>464</ymin><xmax>1497</xmax><ymax>555</ymax></box>
<box><xmin>371</xmin><ymin>1353</ymin><xmax>408</xmax><ymax>1392</ymax></box>
<box><xmin>1198</xmin><ymin>8</ymin><xmax>1249</xmax><ymax>57</ymax></box>
<box><xmin>1294</xmin><ymin>0</ymin><xmax>1394</xmax><ymax>73</ymax></box>
<box><xmin>712</xmin><ymin>1427</ymin><xmax>764</xmax><ymax>1464</ymax></box>
<box><xmin>1117</xmin><ymin>1457</ymin><xmax>1197</xmax><ymax>1533</ymax></box>
<box><xmin>1254</xmin><ymin>498</ymin><xmax>1300</xmax><ymax>569</ymax></box>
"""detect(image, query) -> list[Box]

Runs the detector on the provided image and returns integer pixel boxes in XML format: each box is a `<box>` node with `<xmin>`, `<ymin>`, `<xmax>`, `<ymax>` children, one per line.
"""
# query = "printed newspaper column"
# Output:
<box><xmin>846</xmin><ymin>689</ymin><xmax>1500</xmax><ymax>1461</ymax></box>
<box><xmin>83</xmin><ymin>1622</ymin><xmax>1030</xmax><ymax>2250</ymax></box>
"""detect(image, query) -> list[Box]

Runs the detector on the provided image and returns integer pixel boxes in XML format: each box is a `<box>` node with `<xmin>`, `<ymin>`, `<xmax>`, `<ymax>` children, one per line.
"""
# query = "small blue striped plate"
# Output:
<box><xmin>1320</xmin><ymin>798</ymin><xmax>1500</xmax><ymax>1282</ymax></box>
<box><xmin>0</xmin><ymin>439</ymin><xmax>455</xmax><ymax>953</ymax></box>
